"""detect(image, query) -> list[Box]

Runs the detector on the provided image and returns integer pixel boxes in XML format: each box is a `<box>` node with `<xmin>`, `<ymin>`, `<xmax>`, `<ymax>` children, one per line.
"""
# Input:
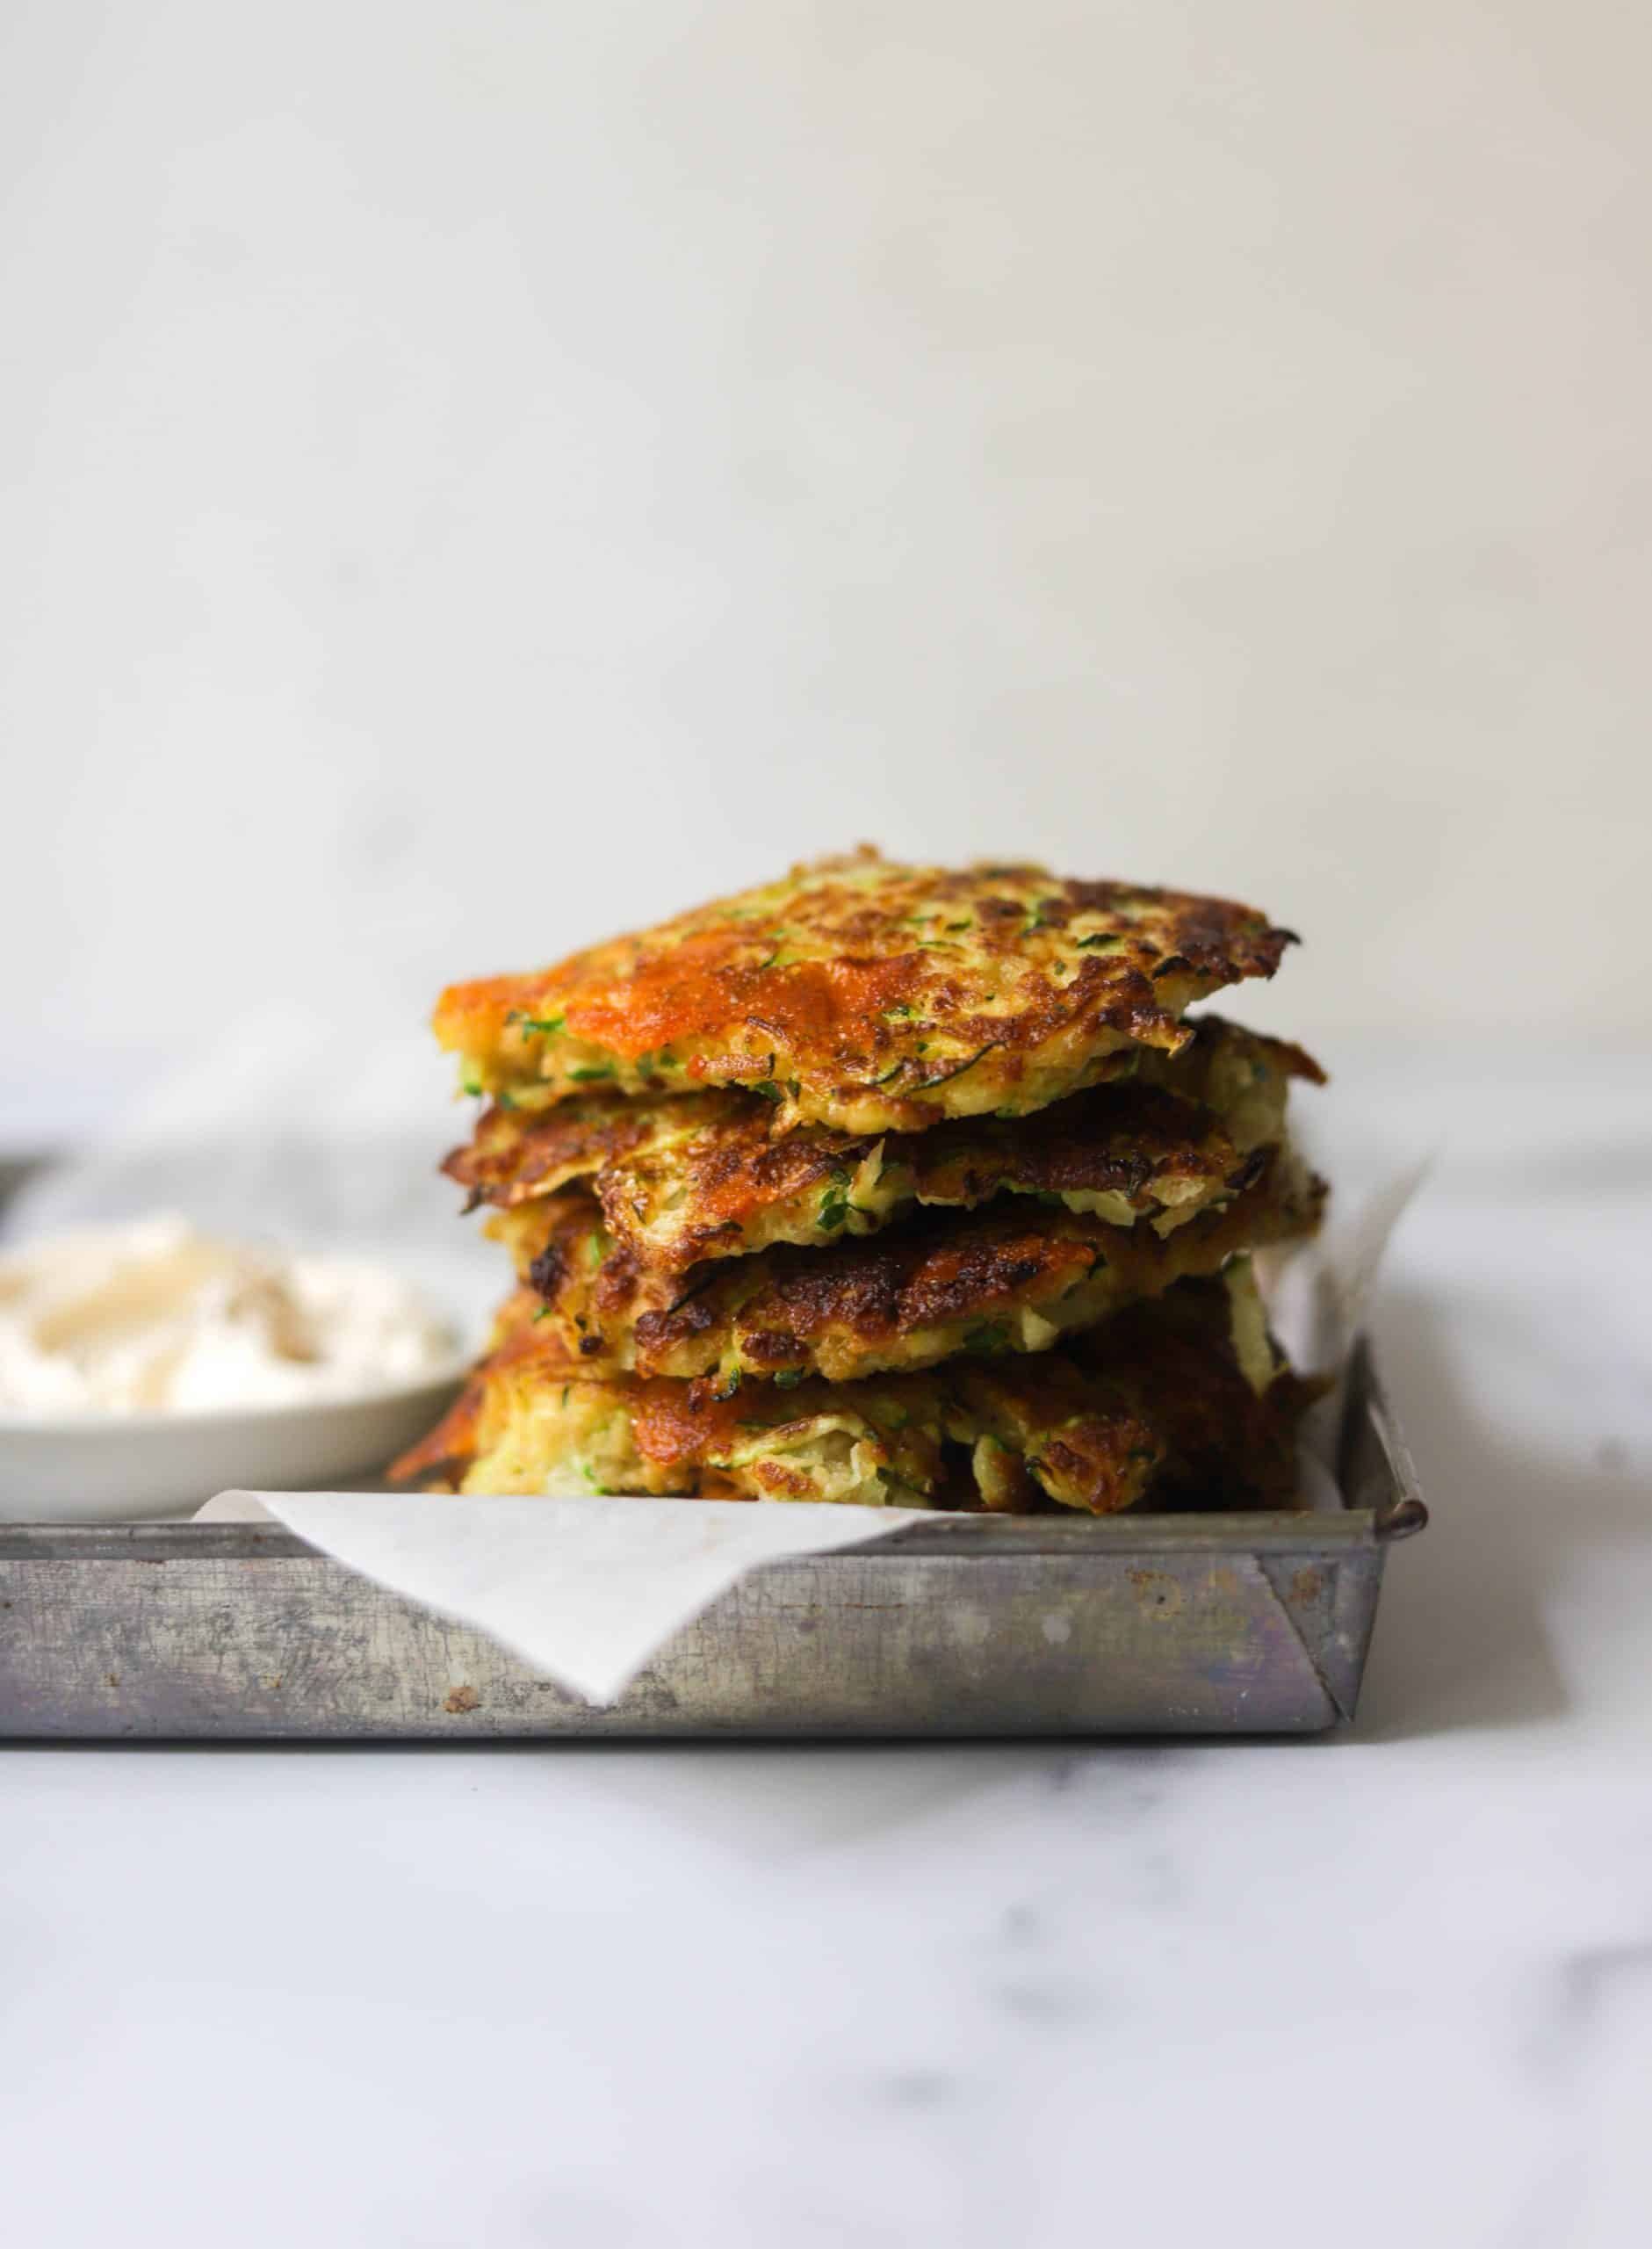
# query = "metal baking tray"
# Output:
<box><xmin>0</xmin><ymin>1340</ymin><xmax>1423</xmax><ymax>1740</ymax></box>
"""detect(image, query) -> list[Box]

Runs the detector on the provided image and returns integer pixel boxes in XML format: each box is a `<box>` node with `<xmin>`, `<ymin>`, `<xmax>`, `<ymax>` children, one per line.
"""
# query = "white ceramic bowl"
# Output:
<box><xmin>0</xmin><ymin>1364</ymin><xmax>467</xmax><ymax>1522</ymax></box>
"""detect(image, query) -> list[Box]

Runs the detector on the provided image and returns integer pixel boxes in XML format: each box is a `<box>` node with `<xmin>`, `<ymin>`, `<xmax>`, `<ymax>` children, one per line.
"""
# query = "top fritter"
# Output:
<box><xmin>436</xmin><ymin>850</ymin><xmax>1295</xmax><ymax>1136</ymax></box>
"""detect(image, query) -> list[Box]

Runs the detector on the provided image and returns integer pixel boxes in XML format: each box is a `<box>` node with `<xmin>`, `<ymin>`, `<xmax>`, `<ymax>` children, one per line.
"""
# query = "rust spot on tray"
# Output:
<box><xmin>444</xmin><ymin>1683</ymin><xmax>481</xmax><ymax>1715</ymax></box>
<box><xmin>1126</xmin><ymin>1568</ymin><xmax>1184</xmax><ymax>1621</ymax></box>
<box><xmin>1288</xmin><ymin>1566</ymin><xmax>1325</xmax><ymax>1604</ymax></box>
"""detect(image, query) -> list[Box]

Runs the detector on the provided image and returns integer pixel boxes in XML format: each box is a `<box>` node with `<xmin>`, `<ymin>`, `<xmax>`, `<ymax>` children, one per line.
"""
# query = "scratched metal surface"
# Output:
<box><xmin>0</xmin><ymin>1343</ymin><xmax>1424</xmax><ymax>1740</ymax></box>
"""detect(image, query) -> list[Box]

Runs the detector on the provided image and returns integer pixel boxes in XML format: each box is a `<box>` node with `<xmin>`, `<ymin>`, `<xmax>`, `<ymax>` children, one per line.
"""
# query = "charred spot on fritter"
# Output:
<box><xmin>525</xmin><ymin>1243</ymin><xmax>566</xmax><ymax>1298</ymax></box>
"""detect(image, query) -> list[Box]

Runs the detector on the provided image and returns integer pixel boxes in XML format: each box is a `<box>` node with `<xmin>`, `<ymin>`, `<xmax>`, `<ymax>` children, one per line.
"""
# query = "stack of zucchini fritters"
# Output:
<box><xmin>392</xmin><ymin>851</ymin><xmax>1327</xmax><ymax>1514</ymax></box>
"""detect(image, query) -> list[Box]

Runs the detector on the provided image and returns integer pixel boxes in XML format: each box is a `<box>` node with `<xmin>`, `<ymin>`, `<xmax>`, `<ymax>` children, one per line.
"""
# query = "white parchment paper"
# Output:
<box><xmin>198</xmin><ymin>1489</ymin><xmax>954</xmax><ymax>1704</ymax></box>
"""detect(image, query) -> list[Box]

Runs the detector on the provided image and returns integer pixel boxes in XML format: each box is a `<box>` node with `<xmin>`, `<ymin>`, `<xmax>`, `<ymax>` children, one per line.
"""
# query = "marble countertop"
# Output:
<box><xmin>3</xmin><ymin>1052</ymin><xmax>1648</xmax><ymax>2248</ymax></box>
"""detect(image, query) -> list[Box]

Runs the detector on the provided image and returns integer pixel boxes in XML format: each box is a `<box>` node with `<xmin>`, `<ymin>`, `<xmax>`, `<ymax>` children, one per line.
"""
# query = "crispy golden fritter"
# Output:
<box><xmin>446</xmin><ymin>1089</ymin><xmax>668</xmax><ymax>1210</ymax></box>
<box><xmin>388</xmin><ymin>1264</ymin><xmax>1317</xmax><ymax>1514</ymax></box>
<box><xmin>487</xmin><ymin>1146</ymin><xmax>1324</xmax><ymax>1386</ymax></box>
<box><xmin>387</xmin><ymin>1302</ymin><xmax>951</xmax><ymax>1507</ymax></box>
<box><xmin>435</xmin><ymin>850</ymin><xmax>1295</xmax><ymax>1134</ymax></box>
<box><xmin>446</xmin><ymin>1015</ymin><xmax>1323</xmax><ymax>1270</ymax></box>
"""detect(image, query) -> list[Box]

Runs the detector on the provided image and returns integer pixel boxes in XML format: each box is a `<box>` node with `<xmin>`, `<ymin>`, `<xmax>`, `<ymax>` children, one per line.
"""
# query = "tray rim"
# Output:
<box><xmin>0</xmin><ymin>1509</ymin><xmax>1381</xmax><ymax>1562</ymax></box>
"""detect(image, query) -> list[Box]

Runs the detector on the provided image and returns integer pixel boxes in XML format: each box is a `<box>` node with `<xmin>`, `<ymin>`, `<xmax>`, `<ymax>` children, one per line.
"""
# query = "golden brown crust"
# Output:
<box><xmin>386</xmin><ymin>1268</ymin><xmax>1318</xmax><ymax>1515</ymax></box>
<box><xmin>434</xmin><ymin>850</ymin><xmax>1295</xmax><ymax>1134</ymax></box>
<box><xmin>1054</xmin><ymin>1281</ymin><xmax>1320</xmax><ymax>1512</ymax></box>
<box><xmin>445</xmin><ymin>1014</ymin><xmax>1322</xmax><ymax>1272</ymax></box>
<box><xmin>488</xmin><ymin>1146</ymin><xmax>1325</xmax><ymax>1385</ymax></box>
<box><xmin>898</xmin><ymin>1081</ymin><xmax>1244</xmax><ymax>1223</ymax></box>
<box><xmin>444</xmin><ymin>1091</ymin><xmax>665</xmax><ymax>1211</ymax></box>
<box><xmin>386</xmin><ymin>1377</ymin><xmax>484</xmax><ymax>1491</ymax></box>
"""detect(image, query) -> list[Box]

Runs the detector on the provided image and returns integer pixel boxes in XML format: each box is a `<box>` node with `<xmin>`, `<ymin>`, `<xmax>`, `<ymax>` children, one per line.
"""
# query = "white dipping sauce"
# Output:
<box><xmin>0</xmin><ymin>1217</ymin><xmax>457</xmax><ymax>1418</ymax></box>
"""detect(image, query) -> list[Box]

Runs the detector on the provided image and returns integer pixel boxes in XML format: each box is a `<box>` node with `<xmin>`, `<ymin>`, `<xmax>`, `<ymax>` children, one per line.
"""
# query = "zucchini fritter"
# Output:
<box><xmin>488</xmin><ymin>1146</ymin><xmax>1324</xmax><ymax>1386</ymax></box>
<box><xmin>436</xmin><ymin>850</ymin><xmax>1295</xmax><ymax>1135</ymax></box>
<box><xmin>389</xmin><ymin>1263</ymin><xmax>1315</xmax><ymax>1515</ymax></box>
<box><xmin>447</xmin><ymin>1014</ymin><xmax>1321</xmax><ymax>1269</ymax></box>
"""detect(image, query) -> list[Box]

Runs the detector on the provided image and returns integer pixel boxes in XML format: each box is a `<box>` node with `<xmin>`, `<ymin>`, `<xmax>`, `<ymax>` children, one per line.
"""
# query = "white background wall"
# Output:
<box><xmin>3</xmin><ymin>0</ymin><xmax>1648</xmax><ymax>1122</ymax></box>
